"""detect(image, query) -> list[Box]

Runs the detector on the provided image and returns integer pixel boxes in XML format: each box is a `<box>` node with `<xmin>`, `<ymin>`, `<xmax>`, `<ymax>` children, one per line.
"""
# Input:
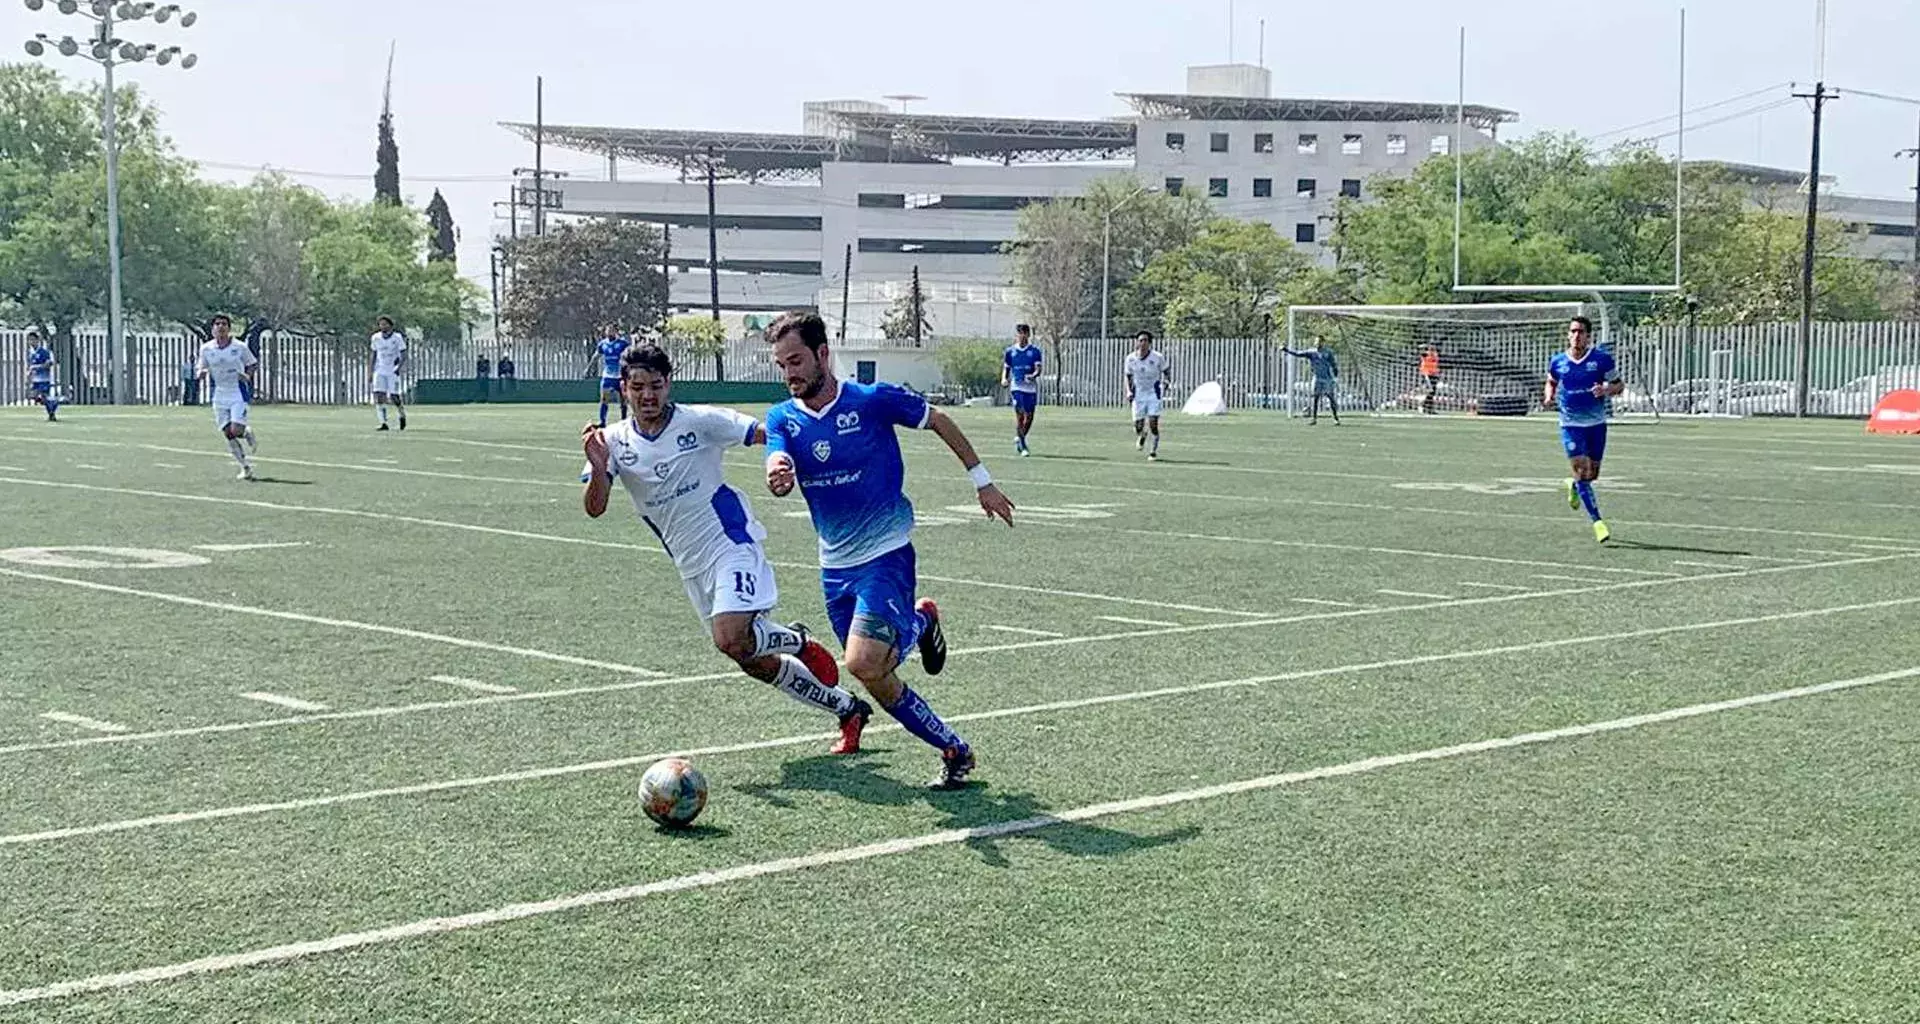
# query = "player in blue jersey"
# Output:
<box><xmin>1281</xmin><ymin>342</ymin><xmax>1340</xmax><ymax>425</ymax></box>
<box><xmin>1001</xmin><ymin>323</ymin><xmax>1044</xmax><ymax>456</ymax></box>
<box><xmin>593</xmin><ymin>326</ymin><xmax>630</xmax><ymax>427</ymax></box>
<box><xmin>762</xmin><ymin>311</ymin><xmax>1016</xmax><ymax>789</ymax></box>
<box><xmin>1544</xmin><ymin>316</ymin><xmax>1623</xmax><ymax>544</ymax></box>
<box><xmin>24</xmin><ymin>330</ymin><xmax>59</xmax><ymax>421</ymax></box>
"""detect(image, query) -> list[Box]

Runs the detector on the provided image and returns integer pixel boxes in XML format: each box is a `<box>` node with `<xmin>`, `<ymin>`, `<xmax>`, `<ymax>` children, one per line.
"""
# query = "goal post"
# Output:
<box><xmin>1282</xmin><ymin>301</ymin><xmax>1660</xmax><ymax>419</ymax></box>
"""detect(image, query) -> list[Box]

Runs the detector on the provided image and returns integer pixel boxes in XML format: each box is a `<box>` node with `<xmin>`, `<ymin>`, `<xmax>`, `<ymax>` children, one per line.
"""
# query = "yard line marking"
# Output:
<box><xmin>496</xmin><ymin>456</ymin><xmax>528</xmax><ymax>463</ymax></box>
<box><xmin>151</xmin><ymin>463</ymin><xmax>182</xmax><ymax>469</ymax></box>
<box><xmin>0</xmin><ymin>546</ymin><xmax>1910</xmax><ymax>758</ymax></box>
<box><xmin>1796</xmin><ymin>548</ymin><xmax>1878</xmax><ymax>559</ymax></box>
<box><xmin>1458</xmin><ymin>582</ymin><xmax>1531</xmax><ymax>592</ymax></box>
<box><xmin>1377</xmin><ymin>589</ymin><xmax>1455</xmax><ymax>601</ymax></box>
<box><xmin>1097</xmin><ymin>615</ymin><xmax>1180</xmax><ymax>628</ymax></box>
<box><xmin>1849</xmin><ymin>543</ymin><xmax>1920</xmax><ymax>553</ymax></box>
<box><xmin>8</xmin><ymin>662</ymin><xmax>1915</xmax><ymax>1005</ymax></box>
<box><xmin>37</xmin><ymin>712</ymin><xmax>128</xmax><ymax>735</ymax></box>
<box><xmin>239</xmin><ymin>692</ymin><xmax>328</xmax><ymax>713</ymax></box>
<box><xmin>192</xmin><ymin>542</ymin><xmax>309</xmax><ymax>553</ymax></box>
<box><xmin>431</xmin><ymin>457</ymin><xmax>464</xmax><ymax>464</ymax></box>
<box><xmin>0</xmin><ymin>477</ymin><xmax>1272</xmax><ymax>620</ymax></box>
<box><xmin>0</xmin><ymin>465</ymin><xmax>25</xmax><ymax>471</ymax></box>
<box><xmin>73</xmin><ymin>463</ymin><xmax>104</xmax><ymax>470</ymax></box>
<box><xmin>0</xmin><ymin>567</ymin><xmax>671</xmax><ymax>679</ymax></box>
<box><xmin>6</xmin><ymin>594</ymin><xmax>1917</xmax><ymax>849</ymax></box>
<box><xmin>429</xmin><ymin>675</ymin><xmax>518</xmax><ymax>695</ymax></box>
<box><xmin>983</xmin><ymin>625</ymin><xmax>1066</xmax><ymax>638</ymax></box>
<box><xmin>365</xmin><ymin>458</ymin><xmax>400</xmax><ymax>465</ymax></box>
<box><xmin>1292</xmin><ymin>597</ymin><xmax>1365</xmax><ymax>608</ymax></box>
<box><xmin>1532</xmin><ymin>574</ymin><xmax>1588</xmax><ymax>583</ymax></box>
<box><xmin>1673</xmin><ymin>560</ymin><xmax>1744</xmax><ymax>571</ymax></box>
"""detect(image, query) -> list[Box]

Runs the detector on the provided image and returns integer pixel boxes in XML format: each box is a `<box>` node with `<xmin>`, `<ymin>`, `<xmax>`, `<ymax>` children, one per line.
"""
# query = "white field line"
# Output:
<box><xmin>1292</xmin><ymin>597</ymin><xmax>1366</xmax><ymax>608</ymax></box>
<box><xmin>982</xmin><ymin>625</ymin><xmax>1066</xmax><ymax>638</ymax></box>
<box><xmin>1796</xmin><ymin>548</ymin><xmax>1879</xmax><ymax>559</ymax></box>
<box><xmin>1673</xmin><ymin>560</ymin><xmax>1745</xmax><ymax>571</ymax></box>
<box><xmin>1532</xmin><ymin>574</ymin><xmax>1590</xmax><ymax>583</ymax></box>
<box><xmin>5</xmin><ymin>593</ymin><xmax>1918</xmax><ymax>851</ymax></box>
<box><xmin>192</xmin><ymin>542</ymin><xmax>309</xmax><ymax>553</ymax></box>
<box><xmin>0</xmin><ymin>567</ymin><xmax>670</xmax><ymax>679</ymax></box>
<box><xmin>1377</xmin><ymin>589</ymin><xmax>1455</xmax><ymax>601</ymax></box>
<box><xmin>73</xmin><ymin>463</ymin><xmax>104</xmax><ymax>470</ymax></box>
<box><xmin>0</xmin><ymin>465</ymin><xmax>25</xmax><ymax>471</ymax></box>
<box><xmin>36</xmin><ymin>712</ymin><xmax>128</xmax><ymax>735</ymax></box>
<box><xmin>6</xmin><ymin>662</ymin><xmax>1916</xmax><ymax>1007</ymax></box>
<box><xmin>429</xmin><ymin>675</ymin><xmax>518</xmax><ymax>696</ymax></box>
<box><xmin>1850</xmin><ymin>543</ymin><xmax>1920</xmax><ymax>553</ymax></box>
<box><xmin>1096</xmin><ymin>615</ymin><xmax>1180</xmax><ymax>629</ymax></box>
<box><xmin>0</xmin><ymin>477</ymin><xmax>1272</xmax><ymax>620</ymax></box>
<box><xmin>1458</xmin><ymin>582</ymin><xmax>1531</xmax><ymax>592</ymax></box>
<box><xmin>0</xmin><ymin>551</ymin><xmax>1911</xmax><ymax>759</ymax></box>
<box><xmin>238</xmin><ymin>692</ymin><xmax>328</xmax><ymax>713</ymax></box>
<box><xmin>365</xmin><ymin>459</ymin><xmax>399</xmax><ymax>465</ymax></box>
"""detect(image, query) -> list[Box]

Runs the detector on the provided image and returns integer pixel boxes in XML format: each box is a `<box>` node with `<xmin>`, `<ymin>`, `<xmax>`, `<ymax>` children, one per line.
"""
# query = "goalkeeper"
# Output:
<box><xmin>1282</xmin><ymin>343</ymin><xmax>1341</xmax><ymax>425</ymax></box>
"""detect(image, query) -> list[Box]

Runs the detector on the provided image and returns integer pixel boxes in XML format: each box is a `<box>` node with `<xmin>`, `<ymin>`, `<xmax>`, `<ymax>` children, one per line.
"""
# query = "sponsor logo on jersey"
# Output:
<box><xmin>835</xmin><ymin>411</ymin><xmax>861</xmax><ymax>434</ymax></box>
<box><xmin>676</xmin><ymin>431</ymin><xmax>698</xmax><ymax>451</ymax></box>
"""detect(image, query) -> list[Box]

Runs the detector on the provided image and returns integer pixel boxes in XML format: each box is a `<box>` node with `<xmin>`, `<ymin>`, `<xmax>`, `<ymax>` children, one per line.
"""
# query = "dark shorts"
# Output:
<box><xmin>1010</xmin><ymin>390</ymin><xmax>1038</xmax><ymax>414</ymax></box>
<box><xmin>29</xmin><ymin>381</ymin><xmax>50</xmax><ymax>397</ymax></box>
<box><xmin>821</xmin><ymin>544</ymin><xmax>922</xmax><ymax>664</ymax></box>
<box><xmin>599</xmin><ymin>377</ymin><xmax>621</xmax><ymax>395</ymax></box>
<box><xmin>1560</xmin><ymin>424</ymin><xmax>1608</xmax><ymax>463</ymax></box>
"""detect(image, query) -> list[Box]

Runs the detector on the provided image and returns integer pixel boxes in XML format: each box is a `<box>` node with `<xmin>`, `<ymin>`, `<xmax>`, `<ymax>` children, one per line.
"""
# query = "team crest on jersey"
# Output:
<box><xmin>811</xmin><ymin>439</ymin><xmax>832</xmax><ymax>462</ymax></box>
<box><xmin>835</xmin><ymin>411</ymin><xmax>860</xmax><ymax>434</ymax></box>
<box><xmin>676</xmin><ymin>431</ymin><xmax>698</xmax><ymax>451</ymax></box>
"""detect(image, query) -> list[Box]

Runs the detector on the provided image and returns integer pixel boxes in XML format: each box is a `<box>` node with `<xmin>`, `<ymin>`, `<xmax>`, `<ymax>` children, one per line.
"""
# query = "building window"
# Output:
<box><xmin>858</xmin><ymin>238</ymin><xmax>1008</xmax><ymax>256</ymax></box>
<box><xmin>1340</xmin><ymin>179</ymin><xmax>1362</xmax><ymax>199</ymax></box>
<box><xmin>1386</xmin><ymin>133</ymin><xmax>1407</xmax><ymax>155</ymax></box>
<box><xmin>906</xmin><ymin>193</ymin><xmax>941</xmax><ymax>209</ymax></box>
<box><xmin>1341</xmin><ymin>133</ymin><xmax>1363</xmax><ymax>156</ymax></box>
<box><xmin>1210</xmin><ymin>132</ymin><xmax>1230</xmax><ymax>153</ymax></box>
<box><xmin>1164</xmin><ymin>177</ymin><xmax>1184</xmax><ymax>196</ymax></box>
<box><xmin>1208</xmin><ymin>177</ymin><xmax>1230</xmax><ymax>198</ymax></box>
<box><xmin>1253</xmin><ymin>178</ymin><xmax>1273</xmax><ymax>198</ymax></box>
<box><xmin>1297</xmin><ymin>133</ymin><xmax>1318</xmax><ymax>155</ymax></box>
<box><xmin>1165</xmin><ymin>132</ymin><xmax>1186</xmax><ymax>152</ymax></box>
<box><xmin>1254</xmin><ymin>132</ymin><xmax>1274</xmax><ymax>153</ymax></box>
<box><xmin>858</xmin><ymin>193</ymin><xmax>906</xmax><ymax>208</ymax></box>
<box><xmin>1430</xmin><ymin>134</ymin><xmax>1451</xmax><ymax>155</ymax></box>
<box><xmin>1296</xmin><ymin>178</ymin><xmax>1317</xmax><ymax>199</ymax></box>
<box><xmin>1296</xmin><ymin>223</ymin><xmax>1317</xmax><ymax>244</ymax></box>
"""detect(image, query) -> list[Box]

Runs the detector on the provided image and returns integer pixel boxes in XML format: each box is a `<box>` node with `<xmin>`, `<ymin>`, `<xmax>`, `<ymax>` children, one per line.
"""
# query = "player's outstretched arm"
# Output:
<box><xmin>581</xmin><ymin>424</ymin><xmax>612</xmax><ymax>518</ymax></box>
<box><xmin>925</xmin><ymin>408</ymin><xmax>1015</xmax><ymax>527</ymax></box>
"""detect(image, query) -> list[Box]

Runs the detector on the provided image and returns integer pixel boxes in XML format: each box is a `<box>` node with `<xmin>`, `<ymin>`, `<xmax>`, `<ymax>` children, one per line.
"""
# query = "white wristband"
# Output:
<box><xmin>968</xmin><ymin>464</ymin><xmax>992</xmax><ymax>490</ymax></box>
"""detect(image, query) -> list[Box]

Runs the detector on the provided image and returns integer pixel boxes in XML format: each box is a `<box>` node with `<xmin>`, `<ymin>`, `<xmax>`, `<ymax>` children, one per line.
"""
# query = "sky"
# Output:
<box><xmin>5</xmin><ymin>0</ymin><xmax>1917</xmax><ymax>291</ymax></box>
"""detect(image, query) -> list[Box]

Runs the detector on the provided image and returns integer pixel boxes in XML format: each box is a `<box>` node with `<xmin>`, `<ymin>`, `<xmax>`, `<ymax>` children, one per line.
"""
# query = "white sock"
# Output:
<box><xmin>226</xmin><ymin>437</ymin><xmax>250</xmax><ymax>467</ymax></box>
<box><xmin>377</xmin><ymin>404</ymin><xmax>389</xmax><ymax>424</ymax></box>
<box><xmin>771</xmin><ymin>655</ymin><xmax>854</xmax><ymax>716</ymax></box>
<box><xmin>750</xmin><ymin>617</ymin><xmax>805</xmax><ymax>658</ymax></box>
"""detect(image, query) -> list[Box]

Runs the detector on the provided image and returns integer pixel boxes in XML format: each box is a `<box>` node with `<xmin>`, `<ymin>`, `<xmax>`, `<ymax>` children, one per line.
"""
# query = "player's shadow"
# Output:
<box><xmin>733</xmin><ymin>754</ymin><xmax>1199</xmax><ymax>866</ymax></box>
<box><xmin>1026</xmin><ymin>453</ymin><xmax>1112</xmax><ymax>463</ymax></box>
<box><xmin>647</xmin><ymin>821</ymin><xmax>733</xmax><ymax>841</ymax></box>
<box><xmin>252</xmin><ymin>476</ymin><xmax>315</xmax><ymax>486</ymax></box>
<box><xmin>1609</xmin><ymin>539</ymin><xmax>1754</xmax><ymax>558</ymax></box>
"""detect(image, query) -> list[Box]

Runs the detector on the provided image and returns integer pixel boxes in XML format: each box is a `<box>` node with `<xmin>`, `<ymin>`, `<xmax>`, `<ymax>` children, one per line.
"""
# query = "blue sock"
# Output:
<box><xmin>597</xmin><ymin>401</ymin><xmax>609</xmax><ymax>426</ymax></box>
<box><xmin>884</xmin><ymin>686</ymin><xmax>966</xmax><ymax>753</ymax></box>
<box><xmin>1574</xmin><ymin>480</ymin><xmax>1602</xmax><ymax>522</ymax></box>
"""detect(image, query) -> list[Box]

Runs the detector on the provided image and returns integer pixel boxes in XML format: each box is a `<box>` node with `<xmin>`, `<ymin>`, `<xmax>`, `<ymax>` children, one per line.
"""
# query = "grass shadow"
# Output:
<box><xmin>1611</xmin><ymin>539</ymin><xmax>1754</xmax><ymax>558</ymax></box>
<box><xmin>253</xmin><ymin>477</ymin><xmax>316</xmax><ymax>486</ymax></box>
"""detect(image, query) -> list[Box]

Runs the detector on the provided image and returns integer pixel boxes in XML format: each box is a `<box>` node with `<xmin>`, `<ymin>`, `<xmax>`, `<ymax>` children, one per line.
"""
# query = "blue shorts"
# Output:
<box><xmin>1560</xmin><ymin>423</ymin><xmax>1607</xmax><ymax>463</ymax></box>
<box><xmin>821</xmin><ymin>544</ymin><xmax>922</xmax><ymax>664</ymax></box>
<box><xmin>599</xmin><ymin>377</ymin><xmax>621</xmax><ymax>395</ymax></box>
<box><xmin>1010</xmin><ymin>389</ymin><xmax>1037</xmax><ymax>414</ymax></box>
<box><xmin>29</xmin><ymin>380</ymin><xmax>50</xmax><ymax>397</ymax></box>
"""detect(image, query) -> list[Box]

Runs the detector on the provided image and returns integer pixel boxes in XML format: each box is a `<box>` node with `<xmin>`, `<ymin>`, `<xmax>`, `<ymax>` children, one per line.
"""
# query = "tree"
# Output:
<box><xmin>1133</xmin><ymin>219</ymin><xmax>1342</xmax><ymax>337</ymax></box>
<box><xmin>879</xmin><ymin>290</ymin><xmax>930</xmax><ymax>342</ymax></box>
<box><xmin>500</xmin><ymin>218</ymin><xmax>668</xmax><ymax>340</ymax></box>
<box><xmin>374</xmin><ymin>49</ymin><xmax>401</xmax><ymax>207</ymax></box>
<box><xmin>305</xmin><ymin>201</ymin><xmax>478</xmax><ymax>342</ymax></box>
<box><xmin>1078</xmin><ymin>176</ymin><xmax>1212</xmax><ymax>336</ymax></box>
<box><xmin>424</xmin><ymin>188</ymin><xmax>456</xmax><ymax>265</ymax></box>
<box><xmin>1007</xmin><ymin>198</ymin><xmax>1098</xmax><ymax>399</ymax></box>
<box><xmin>664</xmin><ymin>314</ymin><xmax>728</xmax><ymax>378</ymax></box>
<box><xmin>935</xmin><ymin>339</ymin><xmax>1004</xmax><ymax>397</ymax></box>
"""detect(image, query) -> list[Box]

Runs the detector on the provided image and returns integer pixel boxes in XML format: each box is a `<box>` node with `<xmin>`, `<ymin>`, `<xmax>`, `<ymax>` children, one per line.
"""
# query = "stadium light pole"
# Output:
<box><xmin>21</xmin><ymin>0</ymin><xmax>199</xmax><ymax>406</ymax></box>
<box><xmin>1100</xmin><ymin>185</ymin><xmax>1155</xmax><ymax>340</ymax></box>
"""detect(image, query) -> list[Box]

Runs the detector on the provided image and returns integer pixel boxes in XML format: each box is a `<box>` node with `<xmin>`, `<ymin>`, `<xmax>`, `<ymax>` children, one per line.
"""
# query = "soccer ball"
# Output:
<box><xmin>637</xmin><ymin>757</ymin><xmax>708</xmax><ymax>828</ymax></box>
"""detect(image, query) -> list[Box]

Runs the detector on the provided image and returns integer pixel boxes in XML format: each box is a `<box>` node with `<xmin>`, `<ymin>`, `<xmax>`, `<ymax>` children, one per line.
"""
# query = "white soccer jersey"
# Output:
<box><xmin>1125</xmin><ymin>350</ymin><xmax>1170</xmax><ymax>399</ymax></box>
<box><xmin>586</xmin><ymin>404</ymin><xmax>767</xmax><ymax>578</ymax></box>
<box><xmin>369</xmin><ymin>331</ymin><xmax>408</xmax><ymax>375</ymax></box>
<box><xmin>197</xmin><ymin>341</ymin><xmax>257</xmax><ymax>402</ymax></box>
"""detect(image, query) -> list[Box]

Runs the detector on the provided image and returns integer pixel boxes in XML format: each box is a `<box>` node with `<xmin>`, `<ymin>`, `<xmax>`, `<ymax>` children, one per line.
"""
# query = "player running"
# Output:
<box><xmin>1544</xmin><ymin>315</ymin><xmax>1623</xmax><ymax>544</ymax></box>
<box><xmin>369</xmin><ymin>316</ymin><xmax>408</xmax><ymax>431</ymax></box>
<box><xmin>582</xmin><ymin>343</ymin><xmax>872</xmax><ymax>753</ymax></box>
<box><xmin>593</xmin><ymin>326</ymin><xmax>630</xmax><ymax>427</ymax></box>
<box><xmin>1124</xmin><ymin>330</ymin><xmax>1172</xmax><ymax>460</ymax></box>
<box><xmin>196</xmin><ymin>314</ymin><xmax>259</xmax><ymax>481</ymax></box>
<box><xmin>24</xmin><ymin>330</ymin><xmax>58</xmax><ymax>422</ymax></box>
<box><xmin>1282</xmin><ymin>342</ymin><xmax>1341</xmax><ymax>425</ymax></box>
<box><xmin>763</xmin><ymin>311</ymin><xmax>1016</xmax><ymax>789</ymax></box>
<box><xmin>1001</xmin><ymin>323</ymin><xmax>1043</xmax><ymax>456</ymax></box>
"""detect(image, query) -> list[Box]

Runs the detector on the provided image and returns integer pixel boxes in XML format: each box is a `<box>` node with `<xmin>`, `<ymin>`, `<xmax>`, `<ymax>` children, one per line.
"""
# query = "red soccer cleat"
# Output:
<box><xmin>831</xmin><ymin>697</ymin><xmax>872</xmax><ymax>755</ymax></box>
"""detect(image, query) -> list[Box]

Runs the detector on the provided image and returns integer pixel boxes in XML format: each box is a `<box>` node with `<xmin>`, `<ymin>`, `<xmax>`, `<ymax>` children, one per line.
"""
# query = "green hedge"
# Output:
<box><xmin>413</xmin><ymin>379</ymin><xmax>788</xmax><ymax>405</ymax></box>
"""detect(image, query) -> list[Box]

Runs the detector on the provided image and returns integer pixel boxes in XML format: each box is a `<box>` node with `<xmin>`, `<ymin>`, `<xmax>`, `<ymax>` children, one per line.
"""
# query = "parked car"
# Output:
<box><xmin>1725</xmin><ymin>379</ymin><xmax>1797</xmax><ymax>416</ymax></box>
<box><xmin>1654</xmin><ymin>376</ymin><xmax>1731</xmax><ymax>414</ymax></box>
<box><xmin>1810</xmin><ymin>365</ymin><xmax>1920</xmax><ymax>416</ymax></box>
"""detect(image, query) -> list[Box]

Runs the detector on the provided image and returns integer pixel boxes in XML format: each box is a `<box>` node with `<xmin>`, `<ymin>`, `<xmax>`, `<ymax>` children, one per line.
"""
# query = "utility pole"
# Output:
<box><xmin>910</xmin><ymin>265</ymin><xmax>924</xmax><ymax>346</ymax></box>
<box><xmin>660</xmin><ymin>223</ymin><xmax>672</xmax><ymax>330</ymax></box>
<box><xmin>532</xmin><ymin>75</ymin><xmax>545</xmax><ymax>235</ymax></box>
<box><xmin>488</xmin><ymin>247</ymin><xmax>502</xmax><ymax>341</ymax></box>
<box><xmin>704</xmin><ymin>144</ymin><xmax>723</xmax><ymax>380</ymax></box>
<box><xmin>837</xmin><ymin>243</ymin><xmax>853</xmax><ymax>342</ymax></box>
<box><xmin>1900</xmin><ymin>116</ymin><xmax>1920</xmax><ymax>316</ymax></box>
<box><xmin>1792</xmin><ymin>80</ymin><xmax>1837</xmax><ymax>417</ymax></box>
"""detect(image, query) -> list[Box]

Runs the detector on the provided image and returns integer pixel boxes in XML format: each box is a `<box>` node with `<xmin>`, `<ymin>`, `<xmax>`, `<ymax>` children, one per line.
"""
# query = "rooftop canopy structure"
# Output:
<box><xmin>1119</xmin><ymin>93</ymin><xmax>1518</xmax><ymax>132</ymax></box>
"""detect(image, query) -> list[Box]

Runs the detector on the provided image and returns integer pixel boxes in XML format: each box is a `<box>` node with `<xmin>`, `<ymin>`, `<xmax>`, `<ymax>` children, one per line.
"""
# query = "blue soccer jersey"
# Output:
<box><xmin>1548</xmin><ymin>348</ymin><xmax>1618</xmax><ymax>427</ymax></box>
<box><xmin>1004</xmin><ymin>344</ymin><xmax>1043</xmax><ymax>393</ymax></box>
<box><xmin>27</xmin><ymin>345</ymin><xmax>53</xmax><ymax>385</ymax></box>
<box><xmin>596</xmin><ymin>337</ymin><xmax>629</xmax><ymax>380</ymax></box>
<box><xmin>765</xmin><ymin>381</ymin><xmax>930</xmax><ymax>570</ymax></box>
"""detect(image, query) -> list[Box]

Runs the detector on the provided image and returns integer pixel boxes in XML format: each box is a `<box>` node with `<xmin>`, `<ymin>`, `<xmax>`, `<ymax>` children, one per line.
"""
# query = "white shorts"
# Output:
<box><xmin>213</xmin><ymin>399</ymin><xmax>249</xmax><ymax>429</ymax></box>
<box><xmin>1131</xmin><ymin>396</ymin><xmax>1164</xmax><ymax>420</ymax></box>
<box><xmin>372</xmin><ymin>372</ymin><xmax>402</xmax><ymax>396</ymax></box>
<box><xmin>683</xmin><ymin>545</ymin><xmax>779</xmax><ymax>623</ymax></box>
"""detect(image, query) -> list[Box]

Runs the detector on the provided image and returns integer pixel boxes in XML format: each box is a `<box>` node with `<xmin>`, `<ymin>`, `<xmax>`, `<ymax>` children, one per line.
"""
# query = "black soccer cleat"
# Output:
<box><xmin>376</xmin><ymin>423</ymin><xmax>390</xmax><ymax>432</ymax></box>
<box><xmin>398</xmin><ymin>412</ymin><xmax>407</xmax><ymax>431</ymax></box>
<box><xmin>914</xmin><ymin>598</ymin><xmax>947</xmax><ymax>676</ymax></box>
<box><xmin>929</xmin><ymin>745</ymin><xmax>976</xmax><ymax>790</ymax></box>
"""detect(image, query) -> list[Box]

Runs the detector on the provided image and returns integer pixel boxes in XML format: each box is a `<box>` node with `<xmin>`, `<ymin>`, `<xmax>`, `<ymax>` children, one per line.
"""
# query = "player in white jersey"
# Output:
<box><xmin>195</xmin><ymin>314</ymin><xmax>259</xmax><ymax>480</ymax></box>
<box><xmin>1123</xmin><ymin>330</ymin><xmax>1172</xmax><ymax>460</ymax></box>
<box><xmin>368</xmin><ymin>315</ymin><xmax>409</xmax><ymax>431</ymax></box>
<box><xmin>582</xmin><ymin>343</ymin><xmax>873</xmax><ymax>753</ymax></box>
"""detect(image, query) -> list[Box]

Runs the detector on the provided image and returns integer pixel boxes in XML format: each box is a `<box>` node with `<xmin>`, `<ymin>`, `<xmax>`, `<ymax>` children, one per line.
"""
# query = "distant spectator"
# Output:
<box><xmin>476</xmin><ymin>353</ymin><xmax>492</xmax><ymax>380</ymax></box>
<box><xmin>497</xmin><ymin>351</ymin><xmax>516</xmax><ymax>380</ymax></box>
<box><xmin>180</xmin><ymin>354</ymin><xmax>199</xmax><ymax>406</ymax></box>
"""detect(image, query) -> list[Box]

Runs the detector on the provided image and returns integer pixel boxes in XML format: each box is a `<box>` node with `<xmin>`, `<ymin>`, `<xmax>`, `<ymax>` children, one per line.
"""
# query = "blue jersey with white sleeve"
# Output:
<box><xmin>596</xmin><ymin>337</ymin><xmax>630</xmax><ymax>380</ymax></box>
<box><xmin>1548</xmin><ymin>348</ymin><xmax>1618</xmax><ymax>427</ymax></box>
<box><xmin>1003</xmin><ymin>344</ymin><xmax>1043</xmax><ymax>393</ymax></box>
<box><xmin>765</xmin><ymin>381</ymin><xmax>931</xmax><ymax>570</ymax></box>
<box><xmin>27</xmin><ymin>345</ymin><xmax>53</xmax><ymax>384</ymax></box>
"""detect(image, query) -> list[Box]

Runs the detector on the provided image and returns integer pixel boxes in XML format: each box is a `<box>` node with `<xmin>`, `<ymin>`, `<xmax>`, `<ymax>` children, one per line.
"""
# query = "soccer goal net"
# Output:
<box><xmin>1284</xmin><ymin>301</ymin><xmax>1653</xmax><ymax>418</ymax></box>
